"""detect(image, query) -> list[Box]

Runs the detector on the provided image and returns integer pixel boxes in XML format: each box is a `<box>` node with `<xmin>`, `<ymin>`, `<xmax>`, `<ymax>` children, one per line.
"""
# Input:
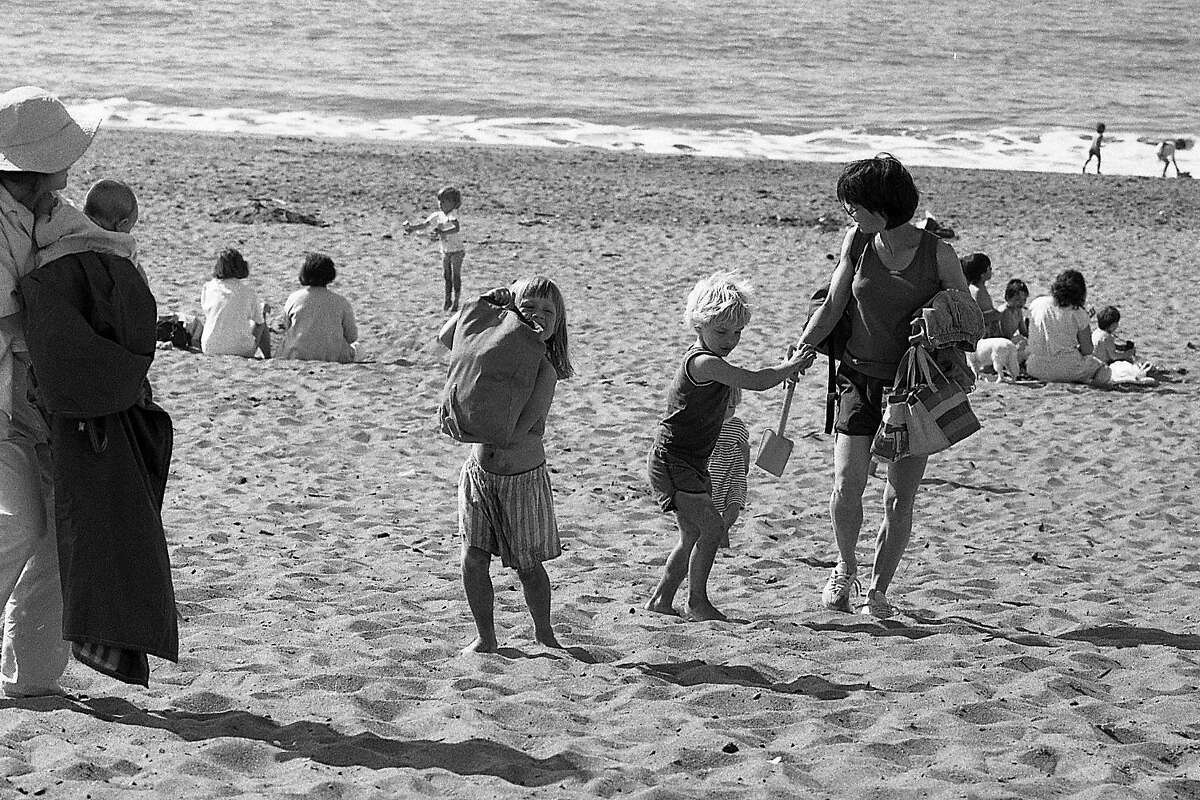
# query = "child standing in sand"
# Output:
<box><xmin>646</xmin><ymin>272</ymin><xmax>813</xmax><ymax>622</ymax></box>
<box><xmin>437</xmin><ymin>276</ymin><xmax>573</xmax><ymax>653</ymax></box>
<box><xmin>708</xmin><ymin>387</ymin><xmax>749</xmax><ymax>549</ymax></box>
<box><xmin>1082</xmin><ymin>123</ymin><xmax>1105</xmax><ymax>174</ymax></box>
<box><xmin>405</xmin><ymin>185</ymin><xmax>465</xmax><ymax>312</ymax></box>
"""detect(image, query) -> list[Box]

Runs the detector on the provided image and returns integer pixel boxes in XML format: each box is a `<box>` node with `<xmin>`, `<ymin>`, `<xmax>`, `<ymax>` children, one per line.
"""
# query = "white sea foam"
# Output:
<box><xmin>73</xmin><ymin>97</ymin><xmax>1197</xmax><ymax>178</ymax></box>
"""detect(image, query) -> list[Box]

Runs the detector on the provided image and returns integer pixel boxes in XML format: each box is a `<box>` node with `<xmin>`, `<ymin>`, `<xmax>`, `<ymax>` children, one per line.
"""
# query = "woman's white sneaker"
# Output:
<box><xmin>821</xmin><ymin>566</ymin><xmax>860</xmax><ymax>612</ymax></box>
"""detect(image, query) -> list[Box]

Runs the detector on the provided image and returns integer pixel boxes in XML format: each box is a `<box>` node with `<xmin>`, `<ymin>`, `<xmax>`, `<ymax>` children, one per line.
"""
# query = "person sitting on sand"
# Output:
<box><xmin>997</xmin><ymin>278</ymin><xmax>1030</xmax><ymax>341</ymax></box>
<box><xmin>961</xmin><ymin>252</ymin><xmax>1001</xmax><ymax>337</ymax></box>
<box><xmin>278</xmin><ymin>252</ymin><xmax>361</xmax><ymax>363</ymax></box>
<box><xmin>646</xmin><ymin>272</ymin><xmax>812</xmax><ymax>622</ymax></box>
<box><xmin>199</xmin><ymin>247</ymin><xmax>271</xmax><ymax>359</ymax></box>
<box><xmin>1024</xmin><ymin>269</ymin><xmax>1111</xmax><ymax>386</ymax></box>
<box><xmin>437</xmin><ymin>276</ymin><xmax>573</xmax><ymax>653</ymax></box>
<box><xmin>1091</xmin><ymin>305</ymin><xmax>1137</xmax><ymax>365</ymax></box>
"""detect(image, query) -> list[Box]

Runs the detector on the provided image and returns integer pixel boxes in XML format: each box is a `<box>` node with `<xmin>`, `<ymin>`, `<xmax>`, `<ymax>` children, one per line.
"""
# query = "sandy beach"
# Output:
<box><xmin>2</xmin><ymin>128</ymin><xmax>1199</xmax><ymax>799</ymax></box>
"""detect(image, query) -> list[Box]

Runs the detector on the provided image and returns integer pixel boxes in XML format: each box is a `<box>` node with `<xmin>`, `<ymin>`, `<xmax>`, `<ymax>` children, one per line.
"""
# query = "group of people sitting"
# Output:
<box><xmin>961</xmin><ymin>252</ymin><xmax>1151</xmax><ymax>387</ymax></box>
<box><xmin>185</xmin><ymin>247</ymin><xmax>362</xmax><ymax>363</ymax></box>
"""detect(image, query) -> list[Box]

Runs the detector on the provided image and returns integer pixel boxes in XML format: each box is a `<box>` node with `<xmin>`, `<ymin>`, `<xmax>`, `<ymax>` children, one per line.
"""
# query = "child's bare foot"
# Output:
<box><xmin>684</xmin><ymin>601</ymin><xmax>728</xmax><ymax>622</ymax></box>
<box><xmin>645</xmin><ymin>597</ymin><xmax>680</xmax><ymax>616</ymax></box>
<box><xmin>461</xmin><ymin>636</ymin><xmax>498</xmax><ymax>654</ymax></box>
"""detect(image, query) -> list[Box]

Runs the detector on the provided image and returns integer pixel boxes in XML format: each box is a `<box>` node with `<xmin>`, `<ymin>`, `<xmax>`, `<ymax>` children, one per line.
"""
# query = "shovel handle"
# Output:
<box><xmin>777</xmin><ymin>379</ymin><xmax>796</xmax><ymax>434</ymax></box>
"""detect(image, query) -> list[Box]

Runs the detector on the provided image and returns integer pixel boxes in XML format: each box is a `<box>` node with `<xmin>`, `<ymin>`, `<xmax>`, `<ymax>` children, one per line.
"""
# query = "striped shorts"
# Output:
<box><xmin>458</xmin><ymin>457</ymin><xmax>561</xmax><ymax>572</ymax></box>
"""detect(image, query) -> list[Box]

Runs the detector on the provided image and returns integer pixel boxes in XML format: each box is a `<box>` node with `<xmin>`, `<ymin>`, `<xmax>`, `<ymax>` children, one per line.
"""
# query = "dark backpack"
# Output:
<box><xmin>806</xmin><ymin>229</ymin><xmax>867</xmax><ymax>433</ymax></box>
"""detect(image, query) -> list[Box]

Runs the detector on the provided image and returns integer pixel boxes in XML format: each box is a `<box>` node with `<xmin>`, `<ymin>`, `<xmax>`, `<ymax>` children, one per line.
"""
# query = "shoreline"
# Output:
<box><xmin>3</xmin><ymin>125</ymin><xmax>1198</xmax><ymax>798</ymax></box>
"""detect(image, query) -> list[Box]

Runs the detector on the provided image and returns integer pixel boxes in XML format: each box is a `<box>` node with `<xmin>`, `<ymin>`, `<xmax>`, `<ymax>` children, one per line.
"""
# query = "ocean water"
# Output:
<box><xmin>3</xmin><ymin>0</ymin><xmax>1197</xmax><ymax>176</ymax></box>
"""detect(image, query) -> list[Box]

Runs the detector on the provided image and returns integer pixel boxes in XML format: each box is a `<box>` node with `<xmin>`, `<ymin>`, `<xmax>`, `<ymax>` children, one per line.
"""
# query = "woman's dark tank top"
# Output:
<box><xmin>655</xmin><ymin>343</ymin><xmax>731</xmax><ymax>468</ymax></box>
<box><xmin>844</xmin><ymin>229</ymin><xmax>943</xmax><ymax>380</ymax></box>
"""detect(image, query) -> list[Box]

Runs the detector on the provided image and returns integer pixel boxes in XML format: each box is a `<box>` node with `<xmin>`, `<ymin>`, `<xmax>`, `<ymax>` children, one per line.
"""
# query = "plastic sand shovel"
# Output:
<box><xmin>755</xmin><ymin>380</ymin><xmax>796</xmax><ymax>477</ymax></box>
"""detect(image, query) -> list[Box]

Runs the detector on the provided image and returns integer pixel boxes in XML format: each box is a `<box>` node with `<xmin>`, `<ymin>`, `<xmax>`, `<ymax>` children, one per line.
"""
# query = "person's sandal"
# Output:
<box><xmin>857</xmin><ymin>588</ymin><xmax>897</xmax><ymax>619</ymax></box>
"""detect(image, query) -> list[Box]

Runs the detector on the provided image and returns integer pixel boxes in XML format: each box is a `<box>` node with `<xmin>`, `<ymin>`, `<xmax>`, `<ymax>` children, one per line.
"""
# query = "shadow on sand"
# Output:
<box><xmin>1</xmin><ymin>695</ymin><xmax>584</xmax><ymax>788</ymax></box>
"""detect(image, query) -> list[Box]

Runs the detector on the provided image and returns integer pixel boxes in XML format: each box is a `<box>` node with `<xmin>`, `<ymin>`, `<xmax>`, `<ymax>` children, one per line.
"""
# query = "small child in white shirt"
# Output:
<box><xmin>404</xmin><ymin>185</ymin><xmax>465</xmax><ymax>313</ymax></box>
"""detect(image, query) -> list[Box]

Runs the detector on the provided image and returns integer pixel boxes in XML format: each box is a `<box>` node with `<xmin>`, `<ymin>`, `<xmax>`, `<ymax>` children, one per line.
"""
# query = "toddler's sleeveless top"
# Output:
<box><xmin>655</xmin><ymin>343</ymin><xmax>731</xmax><ymax>468</ymax></box>
<box><xmin>844</xmin><ymin>229</ymin><xmax>942</xmax><ymax>380</ymax></box>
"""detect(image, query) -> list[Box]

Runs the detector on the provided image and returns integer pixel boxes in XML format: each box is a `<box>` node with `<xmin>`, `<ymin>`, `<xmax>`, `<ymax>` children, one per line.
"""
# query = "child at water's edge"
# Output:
<box><xmin>708</xmin><ymin>387</ymin><xmax>749</xmax><ymax>549</ymax></box>
<box><xmin>437</xmin><ymin>276</ymin><xmax>573</xmax><ymax>653</ymax></box>
<box><xmin>1083</xmin><ymin>122</ymin><xmax>1105</xmax><ymax>174</ymax></box>
<box><xmin>646</xmin><ymin>272</ymin><xmax>813</xmax><ymax>622</ymax></box>
<box><xmin>406</xmin><ymin>185</ymin><xmax>465</xmax><ymax>312</ymax></box>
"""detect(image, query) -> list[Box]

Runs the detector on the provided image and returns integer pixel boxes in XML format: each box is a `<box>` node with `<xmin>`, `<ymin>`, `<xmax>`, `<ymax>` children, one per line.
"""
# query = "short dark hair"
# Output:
<box><xmin>836</xmin><ymin>153</ymin><xmax>920</xmax><ymax>229</ymax></box>
<box><xmin>437</xmin><ymin>185</ymin><xmax>462</xmax><ymax>209</ymax></box>
<box><xmin>1096</xmin><ymin>305</ymin><xmax>1120</xmax><ymax>331</ymax></box>
<box><xmin>214</xmin><ymin>247</ymin><xmax>249</xmax><ymax>279</ymax></box>
<box><xmin>960</xmin><ymin>253</ymin><xmax>992</xmax><ymax>284</ymax></box>
<box><xmin>1050</xmin><ymin>269</ymin><xmax>1087</xmax><ymax>309</ymax></box>
<box><xmin>1004</xmin><ymin>278</ymin><xmax>1029</xmax><ymax>301</ymax></box>
<box><xmin>299</xmin><ymin>252</ymin><xmax>336</xmax><ymax>286</ymax></box>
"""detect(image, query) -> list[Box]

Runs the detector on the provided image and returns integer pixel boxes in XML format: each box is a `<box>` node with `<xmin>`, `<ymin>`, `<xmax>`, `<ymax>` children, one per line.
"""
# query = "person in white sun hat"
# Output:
<box><xmin>0</xmin><ymin>85</ymin><xmax>101</xmax><ymax>698</ymax></box>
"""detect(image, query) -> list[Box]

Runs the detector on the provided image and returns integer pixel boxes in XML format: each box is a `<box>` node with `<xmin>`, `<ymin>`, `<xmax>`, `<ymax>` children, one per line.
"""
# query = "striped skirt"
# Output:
<box><xmin>458</xmin><ymin>456</ymin><xmax>561</xmax><ymax>572</ymax></box>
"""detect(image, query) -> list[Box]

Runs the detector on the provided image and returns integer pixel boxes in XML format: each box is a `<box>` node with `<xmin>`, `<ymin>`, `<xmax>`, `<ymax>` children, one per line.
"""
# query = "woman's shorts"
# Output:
<box><xmin>647</xmin><ymin>446</ymin><xmax>711</xmax><ymax>513</ymax></box>
<box><xmin>833</xmin><ymin>364</ymin><xmax>893</xmax><ymax>437</ymax></box>
<box><xmin>458</xmin><ymin>457</ymin><xmax>560</xmax><ymax>572</ymax></box>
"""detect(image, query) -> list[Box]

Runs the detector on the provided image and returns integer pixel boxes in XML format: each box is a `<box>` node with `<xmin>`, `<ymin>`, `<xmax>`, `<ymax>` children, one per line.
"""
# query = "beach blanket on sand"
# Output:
<box><xmin>19</xmin><ymin>250</ymin><xmax>177</xmax><ymax>686</ymax></box>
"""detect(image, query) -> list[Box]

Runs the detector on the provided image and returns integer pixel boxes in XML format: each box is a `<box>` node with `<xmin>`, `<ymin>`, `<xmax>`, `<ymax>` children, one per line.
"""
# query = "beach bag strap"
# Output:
<box><xmin>818</xmin><ymin>229</ymin><xmax>870</xmax><ymax>434</ymax></box>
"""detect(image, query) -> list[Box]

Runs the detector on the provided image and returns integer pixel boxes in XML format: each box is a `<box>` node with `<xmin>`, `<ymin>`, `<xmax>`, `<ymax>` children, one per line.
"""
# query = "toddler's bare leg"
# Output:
<box><xmin>517</xmin><ymin>562</ymin><xmax>560</xmax><ymax>648</ymax></box>
<box><xmin>449</xmin><ymin>251</ymin><xmax>464</xmax><ymax>310</ymax></box>
<box><xmin>673</xmin><ymin>492</ymin><xmax>728</xmax><ymax>621</ymax></box>
<box><xmin>461</xmin><ymin>544</ymin><xmax>498</xmax><ymax>653</ymax></box>
<box><xmin>646</xmin><ymin>497</ymin><xmax>701</xmax><ymax>616</ymax></box>
<box><xmin>442</xmin><ymin>255</ymin><xmax>454</xmax><ymax>311</ymax></box>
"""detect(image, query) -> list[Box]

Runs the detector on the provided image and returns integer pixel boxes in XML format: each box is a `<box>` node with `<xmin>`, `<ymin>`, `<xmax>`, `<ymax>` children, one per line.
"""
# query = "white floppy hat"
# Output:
<box><xmin>0</xmin><ymin>86</ymin><xmax>101</xmax><ymax>173</ymax></box>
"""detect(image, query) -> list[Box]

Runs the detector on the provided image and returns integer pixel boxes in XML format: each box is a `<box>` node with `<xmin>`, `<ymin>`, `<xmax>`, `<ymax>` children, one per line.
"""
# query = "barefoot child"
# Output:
<box><xmin>646</xmin><ymin>272</ymin><xmax>813</xmax><ymax>622</ymax></box>
<box><xmin>405</xmin><ymin>185</ymin><xmax>465</xmax><ymax>312</ymax></box>
<box><xmin>437</xmin><ymin>276</ymin><xmax>573</xmax><ymax>652</ymax></box>
<box><xmin>1083</xmin><ymin>122</ymin><xmax>1105</xmax><ymax>174</ymax></box>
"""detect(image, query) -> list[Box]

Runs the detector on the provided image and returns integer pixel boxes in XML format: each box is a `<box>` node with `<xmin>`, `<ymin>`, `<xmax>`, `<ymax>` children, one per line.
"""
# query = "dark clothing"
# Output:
<box><xmin>844</xmin><ymin>230</ymin><xmax>942</xmax><ymax>380</ymax></box>
<box><xmin>653</xmin><ymin>343</ymin><xmax>730</xmax><ymax>469</ymax></box>
<box><xmin>833</xmin><ymin>364</ymin><xmax>891</xmax><ymax>436</ymax></box>
<box><xmin>647</xmin><ymin>446</ymin><xmax>711</xmax><ymax>513</ymax></box>
<box><xmin>19</xmin><ymin>250</ymin><xmax>177</xmax><ymax>684</ymax></box>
